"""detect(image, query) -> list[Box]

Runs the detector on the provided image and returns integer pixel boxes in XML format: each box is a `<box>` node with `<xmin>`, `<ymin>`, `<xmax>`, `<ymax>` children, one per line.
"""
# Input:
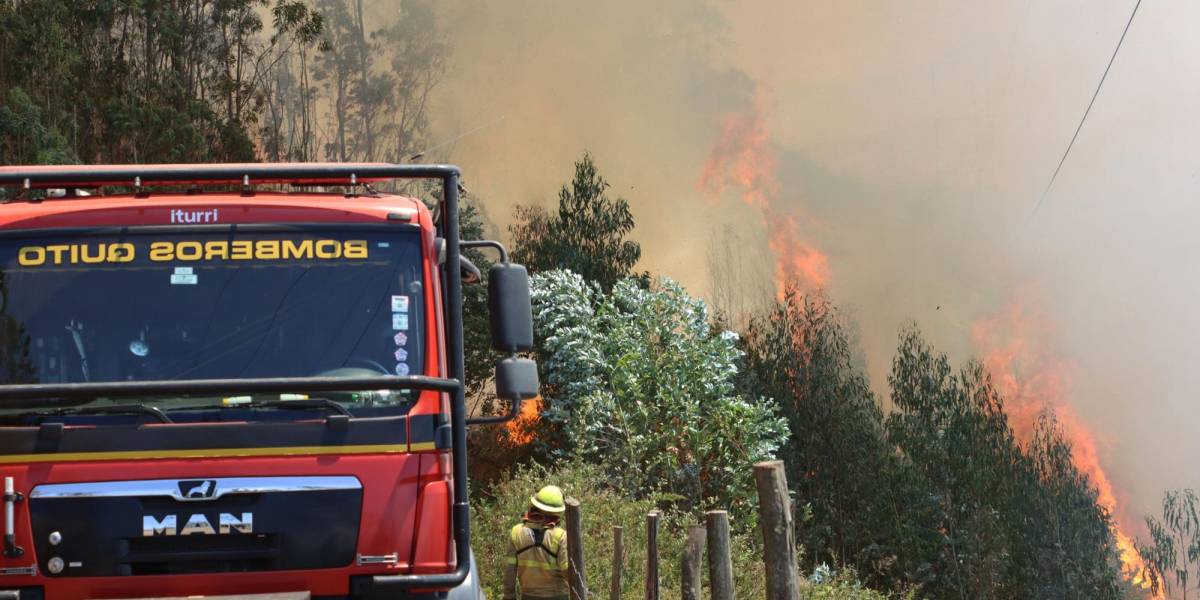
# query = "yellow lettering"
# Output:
<box><xmin>175</xmin><ymin>241</ymin><xmax>202</xmax><ymax>261</ymax></box>
<box><xmin>231</xmin><ymin>240</ymin><xmax>252</xmax><ymax>260</ymax></box>
<box><xmin>204</xmin><ymin>241</ymin><xmax>229</xmax><ymax>260</ymax></box>
<box><xmin>283</xmin><ymin>239</ymin><xmax>312</xmax><ymax>259</ymax></box>
<box><xmin>149</xmin><ymin>242</ymin><xmax>174</xmax><ymax>261</ymax></box>
<box><xmin>315</xmin><ymin>239</ymin><xmax>340</xmax><ymax>259</ymax></box>
<box><xmin>256</xmin><ymin>240</ymin><xmax>280</xmax><ymax>260</ymax></box>
<box><xmin>80</xmin><ymin>244</ymin><xmax>106</xmax><ymax>264</ymax></box>
<box><xmin>108</xmin><ymin>243</ymin><xmax>135</xmax><ymax>263</ymax></box>
<box><xmin>17</xmin><ymin>247</ymin><xmax>44</xmax><ymax>266</ymax></box>
<box><xmin>16</xmin><ymin>237</ymin><xmax>373</xmax><ymax>267</ymax></box>
<box><xmin>343</xmin><ymin>240</ymin><xmax>368</xmax><ymax>259</ymax></box>
<box><xmin>45</xmin><ymin>245</ymin><xmax>69</xmax><ymax>265</ymax></box>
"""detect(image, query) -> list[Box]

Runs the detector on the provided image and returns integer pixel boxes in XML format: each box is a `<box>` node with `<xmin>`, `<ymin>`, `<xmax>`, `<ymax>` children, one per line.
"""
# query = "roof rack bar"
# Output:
<box><xmin>0</xmin><ymin>163</ymin><xmax>459</xmax><ymax>189</ymax></box>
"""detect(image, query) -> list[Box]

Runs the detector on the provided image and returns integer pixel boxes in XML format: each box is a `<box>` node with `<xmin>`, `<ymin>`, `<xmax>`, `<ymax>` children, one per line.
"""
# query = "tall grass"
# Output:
<box><xmin>470</xmin><ymin>461</ymin><xmax>894</xmax><ymax>599</ymax></box>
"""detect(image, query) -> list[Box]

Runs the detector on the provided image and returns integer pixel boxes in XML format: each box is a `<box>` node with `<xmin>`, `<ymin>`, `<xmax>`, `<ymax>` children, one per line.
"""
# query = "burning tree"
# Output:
<box><xmin>972</xmin><ymin>290</ymin><xmax>1155</xmax><ymax>592</ymax></box>
<box><xmin>885</xmin><ymin>327</ymin><xmax>1125</xmax><ymax>599</ymax></box>
<box><xmin>699</xmin><ymin>96</ymin><xmax>829</xmax><ymax>297</ymax></box>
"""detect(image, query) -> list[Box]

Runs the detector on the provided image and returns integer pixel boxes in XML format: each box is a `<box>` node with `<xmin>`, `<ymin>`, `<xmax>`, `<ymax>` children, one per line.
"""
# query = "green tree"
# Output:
<box><xmin>742</xmin><ymin>288</ymin><xmax>898</xmax><ymax>583</ymax></box>
<box><xmin>0</xmin><ymin>0</ymin><xmax>324</xmax><ymax>165</ymax></box>
<box><xmin>884</xmin><ymin>326</ymin><xmax>1122</xmax><ymax>599</ymax></box>
<box><xmin>0</xmin><ymin>87</ymin><xmax>76</xmax><ymax>165</ymax></box>
<box><xmin>1139</xmin><ymin>489</ymin><xmax>1200</xmax><ymax>599</ymax></box>
<box><xmin>510</xmin><ymin>153</ymin><xmax>642</xmax><ymax>290</ymax></box>
<box><xmin>312</xmin><ymin>0</ymin><xmax>445</xmax><ymax>162</ymax></box>
<box><xmin>260</xmin><ymin>1</ymin><xmax>327</xmax><ymax>161</ymax></box>
<box><xmin>1022</xmin><ymin>412</ymin><xmax>1122</xmax><ymax>599</ymax></box>
<box><xmin>531</xmin><ymin>270</ymin><xmax>787</xmax><ymax>516</ymax></box>
<box><xmin>885</xmin><ymin>328</ymin><xmax>1024</xmax><ymax>598</ymax></box>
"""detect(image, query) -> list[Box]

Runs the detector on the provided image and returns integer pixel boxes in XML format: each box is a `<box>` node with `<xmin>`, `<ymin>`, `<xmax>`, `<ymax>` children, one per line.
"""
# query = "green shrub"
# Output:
<box><xmin>530</xmin><ymin>271</ymin><xmax>789</xmax><ymax>518</ymax></box>
<box><xmin>800</xmin><ymin>569</ymin><xmax>899</xmax><ymax>600</ymax></box>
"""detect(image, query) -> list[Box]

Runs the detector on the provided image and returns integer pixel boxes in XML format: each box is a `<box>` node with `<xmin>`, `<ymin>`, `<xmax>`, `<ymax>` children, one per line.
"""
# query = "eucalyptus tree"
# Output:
<box><xmin>312</xmin><ymin>0</ymin><xmax>446</xmax><ymax>162</ymax></box>
<box><xmin>0</xmin><ymin>0</ymin><xmax>322</xmax><ymax>164</ymax></box>
<box><xmin>742</xmin><ymin>288</ymin><xmax>898</xmax><ymax>582</ymax></box>
<box><xmin>1140</xmin><ymin>489</ymin><xmax>1200</xmax><ymax>599</ymax></box>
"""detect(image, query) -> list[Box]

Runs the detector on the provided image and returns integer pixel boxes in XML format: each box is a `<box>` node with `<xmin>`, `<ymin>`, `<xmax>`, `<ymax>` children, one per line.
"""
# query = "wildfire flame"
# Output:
<box><xmin>971</xmin><ymin>289</ymin><xmax>1155</xmax><ymax>593</ymax></box>
<box><xmin>699</xmin><ymin>96</ymin><xmax>830</xmax><ymax>294</ymax></box>
<box><xmin>697</xmin><ymin>89</ymin><xmax>1150</xmax><ymax>593</ymax></box>
<box><xmin>503</xmin><ymin>396</ymin><xmax>542</xmax><ymax>447</ymax></box>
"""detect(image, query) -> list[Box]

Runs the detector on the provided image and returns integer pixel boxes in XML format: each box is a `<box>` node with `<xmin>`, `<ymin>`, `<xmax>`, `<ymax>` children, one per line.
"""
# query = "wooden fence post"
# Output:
<box><xmin>706</xmin><ymin>510</ymin><xmax>735</xmax><ymax>600</ymax></box>
<box><xmin>610</xmin><ymin>526</ymin><xmax>624</xmax><ymax>600</ymax></box>
<box><xmin>681</xmin><ymin>524</ymin><xmax>706</xmax><ymax>600</ymax></box>
<box><xmin>645</xmin><ymin>510</ymin><xmax>660</xmax><ymax>600</ymax></box>
<box><xmin>754</xmin><ymin>461</ymin><xmax>800</xmax><ymax>600</ymax></box>
<box><xmin>565</xmin><ymin>498</ymin><xmax>587</xmax><ymax>600</ymax></box>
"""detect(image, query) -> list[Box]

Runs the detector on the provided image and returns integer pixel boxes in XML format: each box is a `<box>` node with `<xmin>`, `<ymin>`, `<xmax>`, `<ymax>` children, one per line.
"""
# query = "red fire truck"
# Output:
<box><xmin>0</xmin><ymin>164</ymin><xmax>538</xmax><ymax>600</ymax></box>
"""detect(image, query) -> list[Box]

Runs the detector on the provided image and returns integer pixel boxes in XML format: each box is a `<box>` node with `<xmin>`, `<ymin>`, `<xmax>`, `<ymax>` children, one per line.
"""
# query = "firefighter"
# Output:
<box><xmin>503</xmin><ymin>485</ymin><xmax>569</xmax><ymax>600</ymax></box>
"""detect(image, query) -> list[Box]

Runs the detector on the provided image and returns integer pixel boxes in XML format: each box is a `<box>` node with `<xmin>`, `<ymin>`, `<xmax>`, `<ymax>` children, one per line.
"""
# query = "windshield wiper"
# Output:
<box><xmin>250</xmin><ymin>398</ymin><xmax>352</xmax><ymax>417</ymax></box>
<box><xmin>164</xmin><ymin>397</ymin><xmax>353</xmax><ymax>418</ymax></box>
<box><xmin>22</xmin><ymin>404</ymin><xmax>173</xmax><ymax>424</ymax></box>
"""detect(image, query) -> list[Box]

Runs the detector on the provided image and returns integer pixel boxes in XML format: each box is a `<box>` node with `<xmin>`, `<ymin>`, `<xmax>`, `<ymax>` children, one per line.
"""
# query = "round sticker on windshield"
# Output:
<box><xmin>129</xmin><ymin>340</ymin><xmax>149</xmax><ymax>357</ymax></box>
<box><xmin>395</xmin><ymin>362</ymin><xmax>410</xmax><ymax>376</ymax></box>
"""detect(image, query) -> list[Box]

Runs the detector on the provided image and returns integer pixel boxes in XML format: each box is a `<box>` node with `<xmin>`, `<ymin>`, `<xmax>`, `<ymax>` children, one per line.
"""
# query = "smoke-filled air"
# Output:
<box><xmin>2</xmin><ymin>0</ymin><xmax>1198</xmax><ymax>596</ymax></box>
<box><xmin>428</xmin><ymin>0</ymin><xmax>1199</xmax><ymax>595</ymax></box>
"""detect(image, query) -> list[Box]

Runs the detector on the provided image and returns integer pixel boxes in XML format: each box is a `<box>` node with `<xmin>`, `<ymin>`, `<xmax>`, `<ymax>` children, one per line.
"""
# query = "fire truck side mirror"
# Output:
<box><xmin>487</xmin><ymin>263</ymin><xmax>533</xmax><ymax>352</ymax></box>
<box><xmin>495</xmin><ymin>357</ymin><xmax>539</xmax><ymax>401</ymax></box>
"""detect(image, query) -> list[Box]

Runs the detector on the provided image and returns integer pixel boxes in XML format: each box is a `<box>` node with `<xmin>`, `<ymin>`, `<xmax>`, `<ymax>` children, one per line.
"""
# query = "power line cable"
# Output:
<box><xmin>408</xmin><ymin>114</ymin><xmax>506</xmax><ymax>161</ymax></box>
<box><xmin>1028</xmin><ymin>0</ymin><xmax>1143</xmax><ymax>221</ymax></box>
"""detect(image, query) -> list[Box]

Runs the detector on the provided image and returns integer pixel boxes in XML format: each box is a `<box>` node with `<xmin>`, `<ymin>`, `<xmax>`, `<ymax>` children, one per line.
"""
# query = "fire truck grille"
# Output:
<box><xmin>120</xmin><ymin>532</ymin><xmax>281</xmax><ymax>575</ymax></box>
<box><xmin>28</xmin><ymin>476</ymin><xmax>362</xmax><ymax>577</ymax></box>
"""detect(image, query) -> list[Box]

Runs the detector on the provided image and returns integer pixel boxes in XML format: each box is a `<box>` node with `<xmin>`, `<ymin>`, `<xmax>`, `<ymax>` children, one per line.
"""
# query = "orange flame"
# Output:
<box><xmin>971</xmin><ymin>289</ymin><xmax>1155</xmax><ymax>593</ymax></box>
<box><xmin>503</xmin><ymin>396</ymin><xmax>542</xmax><ymax>447</ymax></box>
<box><xmin>699</xmin><ymin>95</ymin><xmax>830</xmax><ymax>295</ymax></box>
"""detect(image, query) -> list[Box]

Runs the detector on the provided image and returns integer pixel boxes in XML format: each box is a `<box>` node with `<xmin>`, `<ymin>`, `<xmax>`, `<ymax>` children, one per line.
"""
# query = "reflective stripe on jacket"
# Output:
<box><xmin>505</xmin><ymin>522</ymin><xmax>568</xmax><ymax>598</ymax></box>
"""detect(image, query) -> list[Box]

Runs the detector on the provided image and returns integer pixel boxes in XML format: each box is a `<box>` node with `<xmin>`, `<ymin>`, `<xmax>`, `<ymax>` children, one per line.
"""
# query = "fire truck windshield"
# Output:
<box><xmin>0</xmin><ymin>227</ymin><xmax>425</xmax><ymax>408</ymax></box>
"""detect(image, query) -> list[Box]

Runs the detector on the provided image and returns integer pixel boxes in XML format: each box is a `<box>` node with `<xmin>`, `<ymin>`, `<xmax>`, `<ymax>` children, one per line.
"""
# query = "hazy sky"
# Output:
<box><xmin>425</xmin><ymin>0</ymin><xmax>1200</xmax><ymax>528</ymax></box>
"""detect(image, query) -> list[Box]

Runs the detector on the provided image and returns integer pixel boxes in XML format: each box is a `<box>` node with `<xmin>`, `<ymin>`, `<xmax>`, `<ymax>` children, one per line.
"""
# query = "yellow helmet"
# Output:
<box><xmin>530</xmin><ymin>485</ymin><xmax>566</xmax><ymax>514</ymax></box>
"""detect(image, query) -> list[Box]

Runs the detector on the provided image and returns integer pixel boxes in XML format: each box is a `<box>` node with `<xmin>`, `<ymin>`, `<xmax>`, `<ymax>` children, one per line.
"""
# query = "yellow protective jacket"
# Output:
<box><xmin>503</xmin><ymin>522</ymin><xmax>569</xmax><ymax>600</ymax></box>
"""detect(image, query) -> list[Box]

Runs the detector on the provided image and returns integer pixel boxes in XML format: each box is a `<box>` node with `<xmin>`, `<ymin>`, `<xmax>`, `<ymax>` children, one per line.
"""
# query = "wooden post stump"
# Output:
<box><xmin>681</xmin><ymin>524</ymin><xmax>706</xmax><ymax>600</ymax></box>
<box><xmin>754</xmin><ymin>461</ymin><xmax>800</xmax><ymax>600</ymax></box>
<box><xmin>706</xmin><ymin>510</ymin><xmax>735</xmax><ymax>600</ymax></box>
<box><xmin>645</xmin><ymin>510</ymin><xmax>661</xmax><ymax>600</ymax></box>
<box><xmin>610</xmin><ymin>526</ymin><xmax>624</xmax><ymax>600</ymax></box>
<box><xmin>565</xmin><ymin>498</ymin><xmax>587</xmax><ymax>600</ymax></box>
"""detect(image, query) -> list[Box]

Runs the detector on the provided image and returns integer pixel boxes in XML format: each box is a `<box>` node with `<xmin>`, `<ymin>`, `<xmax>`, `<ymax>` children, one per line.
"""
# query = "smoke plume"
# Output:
<box><xmin>423</xmin><ymin>0</ymin><xmax>1200</xmax><ymax>570</ymax></box>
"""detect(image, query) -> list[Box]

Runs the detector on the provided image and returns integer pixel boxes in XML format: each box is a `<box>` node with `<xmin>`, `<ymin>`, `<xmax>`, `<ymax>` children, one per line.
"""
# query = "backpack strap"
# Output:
<box><xmin>512</xmin><ymin>524</ymin><xmax>561</xmax><ymax>558</ymax></box>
